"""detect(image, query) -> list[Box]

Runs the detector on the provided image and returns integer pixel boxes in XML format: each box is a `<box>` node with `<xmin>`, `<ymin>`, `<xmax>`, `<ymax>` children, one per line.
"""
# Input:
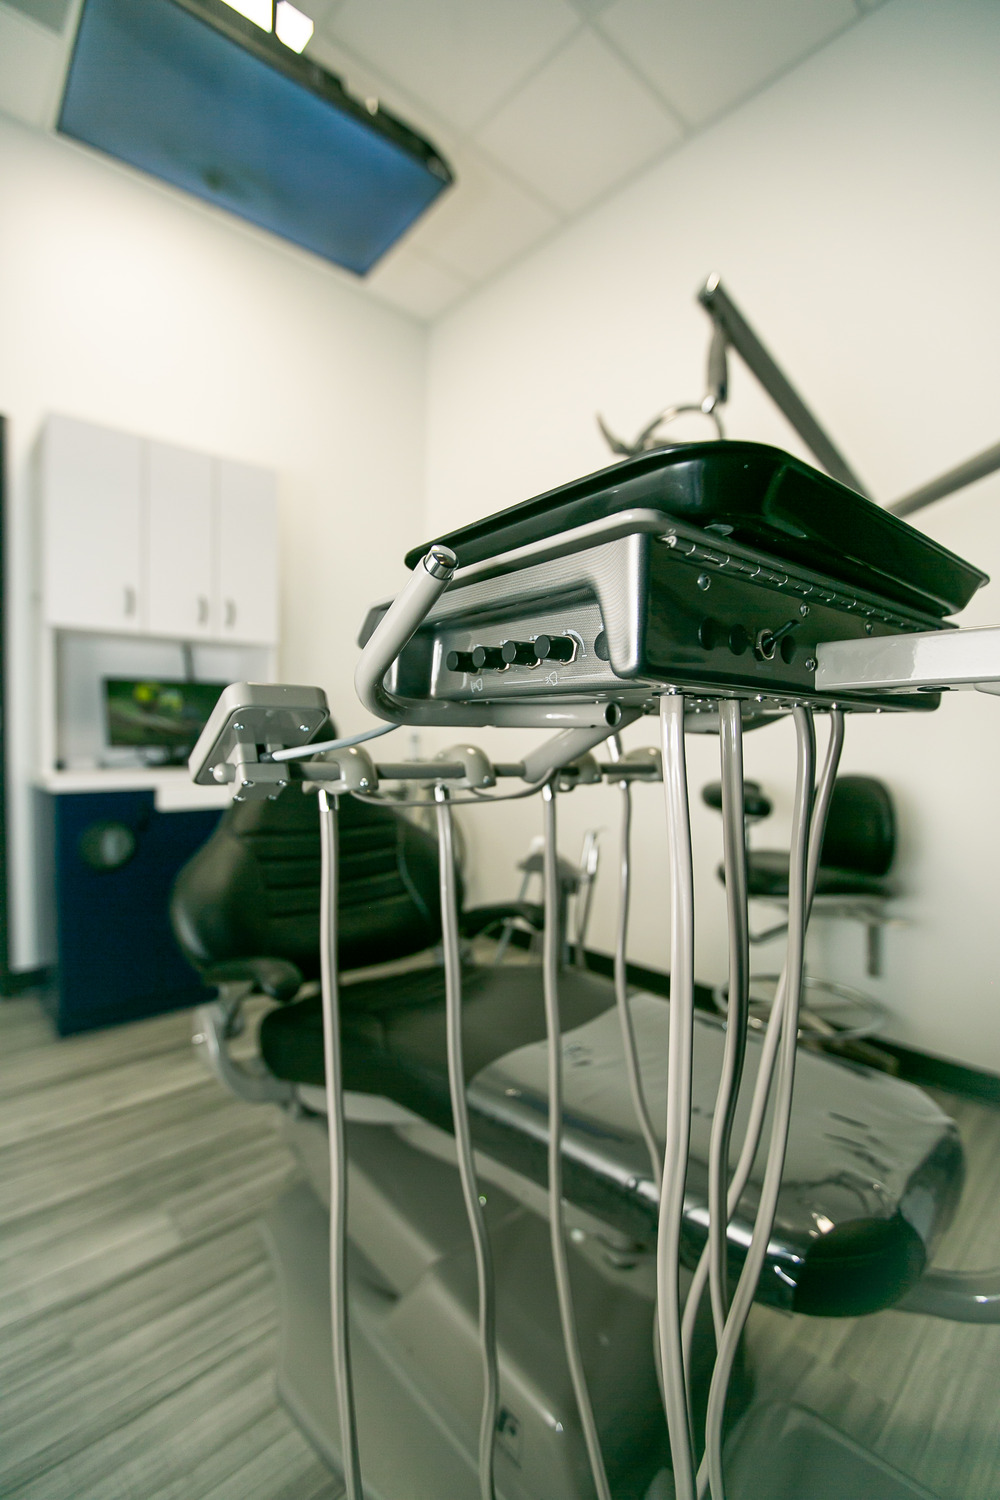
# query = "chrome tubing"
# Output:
<box><xmin>541</xmin><ymin>782</ymin><xmax>613</xmax><ymax>1500</ymax></box>
<box><xmin>657</xmin><ymin>694</ymin><xmax>698</xmax><ymax>1500</ymax></box>
<box><xmin>317</xmin><ymin>789</ymin><xmax>364</xmax><ymax>1500</ymax></box>
<box><xmin>681</xmin><ymin>713</ymin><xmax>844</xmax><ymax>1386</ymax></box>
<box><xmin>707</xmin><ymin>700</ymin><xmax>750</xmax><ymax>1341</ymax></box>
<box><xmin>614</xmin><ymin>780</ymin><xmax>662</xmax><ymax>1193</ymax></box>
<box><xmin>435</xmin><ymin>788</ymin><xmax>500</xmax><ymax>1500</ymax></box>
<box><xmin>701</xmin><ymin>707</ymin><xmax>816</xmax><ymax>1500</ymax></box>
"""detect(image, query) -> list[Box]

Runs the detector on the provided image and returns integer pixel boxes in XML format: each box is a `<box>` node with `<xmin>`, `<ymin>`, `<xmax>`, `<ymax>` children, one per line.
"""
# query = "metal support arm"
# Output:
<box><xmin>816</xmin><ymin>624</ymin><xmax>1000</xmax><ymax>696</ymax></box>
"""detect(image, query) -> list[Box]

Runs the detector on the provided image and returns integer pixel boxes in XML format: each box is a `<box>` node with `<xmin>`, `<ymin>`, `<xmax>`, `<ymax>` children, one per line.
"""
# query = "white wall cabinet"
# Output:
<box><xmin>147</xmin><ymin>440</ymin><xmax>215</xmax><ymax>639</ymax></box>
<box><xmin>216</xmin><ymin>459</ymin><xmax>279</xmax><ymax>646</ymax></box>
<box><xmin>42</xmin><ymin>416</ymin><xmax>144</xmax><ymax>633</ymax></box>
<box><xmin>40</xmin><ymin>416</ymin><xmax>278</xmax><ymax>645</ymax></box>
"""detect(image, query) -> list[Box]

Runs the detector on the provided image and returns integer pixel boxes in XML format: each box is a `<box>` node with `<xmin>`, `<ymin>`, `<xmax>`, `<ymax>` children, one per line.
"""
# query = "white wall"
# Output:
<box><xmin>0</xmin><ymin>114</ymin><xmax>426</xmax><ymax>967</ymax></box>
<box><xmin>426</xmin><ymin>0</ymin><xmax>1000</xmax><ymax>1072</ymax></box>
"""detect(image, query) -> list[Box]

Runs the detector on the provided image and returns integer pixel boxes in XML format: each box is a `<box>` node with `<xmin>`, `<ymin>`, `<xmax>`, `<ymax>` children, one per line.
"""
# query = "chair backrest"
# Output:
<box><xmin>820</xmin><ymin>775</ymin><xmax>895</xmax><ymax>876</ymax></box>
<box><xmin>171</xmin><ymin>787</ymin><xmax>449</xmax><ymax>979</ymax></box>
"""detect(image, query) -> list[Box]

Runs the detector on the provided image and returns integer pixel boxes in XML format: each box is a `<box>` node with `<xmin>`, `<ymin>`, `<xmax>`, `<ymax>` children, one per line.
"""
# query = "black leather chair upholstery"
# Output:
<box><xmin>172</xmin><ymin>788</ymin><xmax>447</xmax><ymax>985</ymax></box>
<box><xmin>171</xmin><ymin>782</ymin><xmax>962</xmax><ymax>1321</ymax></box>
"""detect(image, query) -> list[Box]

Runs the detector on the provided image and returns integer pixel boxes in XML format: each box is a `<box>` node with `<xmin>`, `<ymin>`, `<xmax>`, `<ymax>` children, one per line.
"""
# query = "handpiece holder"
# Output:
<box><xmin>189</xmin><ymin>682</ymin><xmax>331</xmax><ymax>799</ymax></box>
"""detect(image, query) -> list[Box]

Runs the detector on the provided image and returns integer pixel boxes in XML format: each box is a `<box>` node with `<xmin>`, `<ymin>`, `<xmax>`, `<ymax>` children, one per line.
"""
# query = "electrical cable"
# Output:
<box><xmin>657</xmin><ymin>694</ymin><xmax>698</xmax><ymax>1500</ymax></box>
<box><xmin>541</xmin><ymin>781</ymin><xmax>614</xmax><ymax>1500</ymax></box>
<box><xmin>467</xmin><ymin>777</ymin><xmax>553</xmax><ymax>802</ymax></box>
<box><xmin>350</xmin><ymin>778</ymin><xmax>553</xmax><ymax>809</ymax></box>
<box><xmin>435</xmin><ymin>787</ymin><xmax>500</xmax><ymax>1500</ymax></box>
<box><xmin>706</xmin><ymin>700</ymin><xmax>750</xmax><ymax>1343</ymax></box>
<box><xmin>701</xmin><ymin>706</ymin><xmax>816</xmax><ymax>1500</ymax></box>
<box><xmin>316</xmin><ymin>789</ymin><xmax>364</xmax><ymax>1500</ymax></box>
<box><xmin>680</xmin><ymin>711</ymin><xmax>844</xmax><ymax>1395</ymax></box>
<box><xmin>272</xmin><ymin>722</ymin><xmax>397</xmax><ymax>761</ymax></box>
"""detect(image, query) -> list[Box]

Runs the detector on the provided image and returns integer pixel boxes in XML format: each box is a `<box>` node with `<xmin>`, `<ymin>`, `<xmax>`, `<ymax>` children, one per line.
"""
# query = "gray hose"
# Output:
<box><xmin>707</xmin><ymin>700</ymin><xmax>750</xmax><ymax>1342</ymax></box>
<box><xmin>317</xmin><ymin>790</ymin><xmax>364</xmax><ymax>1500</ymax></box>
<box><xmin>541</xmin><ymin>782</ymin><xmax>613</xmax><ymax>1500</ymax></box>
<box><xmin>435</xmin><ymin>788</ymin><xmax>499</xmax><ymax>1500</ymax></box>
<box><xmin>614</xmin><ymin>778</ymin><xmax>668</xmax><ymax>1412</ymax></box>
<box><xmin>657</xmin><ymin>694</ymin><xmax>698</xmax><ymax>1500</ymax></box>
<box><xmin>681</xmin><ymin>711</ymin><xmax>845</xmax><ymax>1396</ymax></box>
<box><xmin>615</xmin><ymin>781</ymin><xmax>663</xmax><ymax>1192</ymax></box>
<box><xmin>702</xmin><ymin>707</ymin><xmax>816</xmax><ymax>1500</ymax></box>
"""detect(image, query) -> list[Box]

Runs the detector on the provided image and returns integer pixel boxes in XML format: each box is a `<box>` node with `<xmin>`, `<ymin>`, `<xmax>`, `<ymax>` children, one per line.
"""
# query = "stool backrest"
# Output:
<box><xmin>821</xmin><ymin>775</ymin><xmax>895</xmax><ymax>876</ymax></box>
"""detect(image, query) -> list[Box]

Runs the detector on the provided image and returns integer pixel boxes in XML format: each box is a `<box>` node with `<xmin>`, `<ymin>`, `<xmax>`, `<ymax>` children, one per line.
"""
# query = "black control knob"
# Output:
<box><xmin>470</xmin><ymin>645</ymin><xmax>506</xmax><ymax>671</ymax></box>
<box><xmin>445</xmin><ymin>650</ymin><xmax>476</xmax><ymax>674</ymax></box>
<box><xmin>534</xmin><ymin>634</ymin><xmax>576</xmax><ymax>663</ymax></box>
<box><xmin>501</xmin><ymin>639</ymin><xmax>539</xmax><ymax>666</ymax></box>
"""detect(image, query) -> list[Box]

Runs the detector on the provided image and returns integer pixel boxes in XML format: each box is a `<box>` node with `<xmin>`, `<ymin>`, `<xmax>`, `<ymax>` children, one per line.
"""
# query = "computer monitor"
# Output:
<box><xmin>104</xmin><ymin>679</ymin><xmax>230</xmax><ymax>765</ymax></box>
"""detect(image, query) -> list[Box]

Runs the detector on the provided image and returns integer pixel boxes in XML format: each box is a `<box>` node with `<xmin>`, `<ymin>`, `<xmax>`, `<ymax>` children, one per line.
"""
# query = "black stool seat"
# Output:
<box><xmin>260</xmin><ymin>965</ymin><xmax>962</xmax><ymax>1320</ymax></box>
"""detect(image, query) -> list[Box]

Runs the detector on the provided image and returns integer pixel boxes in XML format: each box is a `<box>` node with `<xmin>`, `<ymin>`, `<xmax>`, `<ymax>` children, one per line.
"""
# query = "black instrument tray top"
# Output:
<box><xmin>407</xmin><ymin>443</ymin><xmax>987</xmax><ymax>620</ymax></box>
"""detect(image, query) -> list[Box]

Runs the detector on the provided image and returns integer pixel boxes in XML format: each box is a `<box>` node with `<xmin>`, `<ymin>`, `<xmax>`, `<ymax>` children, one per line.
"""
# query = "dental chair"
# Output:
<box><xmin>175</xmin><ymin>434</ymin><xmax>1000</xmax><ymax>1500</ymax></box>
<box><xmin>174</xmin><ymin>768</ymin><xmax>964</xmax><ymax>1500</ymax></box>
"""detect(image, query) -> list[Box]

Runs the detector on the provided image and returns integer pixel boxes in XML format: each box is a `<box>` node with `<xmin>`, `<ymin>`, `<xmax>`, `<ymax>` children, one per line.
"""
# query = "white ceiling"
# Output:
<box><xmin>304</xmin><ymin>0</ymin><xmax>876</xmax><ymax>318</ymax></box>
<box><xmin>0</xmin><ymin>0</ymin><xmax>882</xmax><ymax>321</ymax></box>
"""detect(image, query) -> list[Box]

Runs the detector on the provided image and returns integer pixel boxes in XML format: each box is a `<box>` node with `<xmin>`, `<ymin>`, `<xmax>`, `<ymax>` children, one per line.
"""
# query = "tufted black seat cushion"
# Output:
<box><xmin>260</xmin><ymin>963</ymin><xmax>614</xmax><ymax>1106</ymax></box>
<box><xmin>258</xmin><ymin>968</ymin><xmax>962</xmax><ymax>1321</ymax></box>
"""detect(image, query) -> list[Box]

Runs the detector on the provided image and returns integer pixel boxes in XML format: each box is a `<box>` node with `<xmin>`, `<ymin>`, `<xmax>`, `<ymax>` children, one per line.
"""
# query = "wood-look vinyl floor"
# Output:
<box><xmin>1</xmin><ymin>992</ymin><xmax>998</xmax><ymax>1499</ymax></box>
<box><xmin>0</xmin><ymin>995</ymin><xmax>342</xmax><ymax>1500</ymax></box>
<box><xmin>743</xmin><ymin>1087</ymin><xmax>1000</xmax><ymax>1500</ymax></box>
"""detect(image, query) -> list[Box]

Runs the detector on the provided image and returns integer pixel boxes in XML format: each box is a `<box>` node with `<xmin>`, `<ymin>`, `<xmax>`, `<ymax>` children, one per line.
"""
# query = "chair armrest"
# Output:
<box><xmin>202</xmin><ymin>957</ymin><xmax>304</xmax><ymax>1004</ymax></box>
<box><xmin>460</xmin><ymin>902</ymin><xmax>545</xmax><ymax>939</ymax></box>
<box><xmin>895</xmin><ymin>1264</ymin><xmax>1000</xmax><ymax>1323</ymax></box>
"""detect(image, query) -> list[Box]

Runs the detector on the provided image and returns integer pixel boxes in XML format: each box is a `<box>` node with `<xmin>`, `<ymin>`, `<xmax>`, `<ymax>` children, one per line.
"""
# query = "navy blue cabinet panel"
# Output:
<box><xmin>45</xmin><ymin>789</ymin><xmax>222</xmax><ymax>1034</ymax></box>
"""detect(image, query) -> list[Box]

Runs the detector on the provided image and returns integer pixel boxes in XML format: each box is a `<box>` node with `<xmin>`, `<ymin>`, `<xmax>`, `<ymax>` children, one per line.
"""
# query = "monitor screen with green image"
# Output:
<box><xmin>104</xmin><ymin>679</ymin><xmax>229</xmax><ymax>764</ymax></box>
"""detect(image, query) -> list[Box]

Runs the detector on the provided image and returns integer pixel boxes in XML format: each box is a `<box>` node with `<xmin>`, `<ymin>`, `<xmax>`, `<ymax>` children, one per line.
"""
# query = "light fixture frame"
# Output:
<box><xmin>166</xmin><ymin>0</ymin><xmax>452</xmax><ymax>187</ymax></box>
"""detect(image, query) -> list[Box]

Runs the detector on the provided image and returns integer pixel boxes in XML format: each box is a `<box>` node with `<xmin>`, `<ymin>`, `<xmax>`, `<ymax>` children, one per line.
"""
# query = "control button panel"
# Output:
<box><xmin>444</xmin><ymin>633</ymin><xmax>582</xmax><ymax>673</ymax></box>
<box><xmin>470</xmin><ymin>645</ymin><xmax>506</xmax><ymax>671</ymax></box>
<box><xmin>534</xmin><ymin>635</ymin><xmax>576</xmax><ymax>663</ymax></box>
<box><xmin>501</xmin><ymin>640</ymin><xmax>538</xmax><ymax>666</ymax></box>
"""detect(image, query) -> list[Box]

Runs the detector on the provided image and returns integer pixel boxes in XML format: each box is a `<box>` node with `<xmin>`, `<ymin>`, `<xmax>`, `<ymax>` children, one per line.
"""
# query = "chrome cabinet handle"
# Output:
<box><xmin>123</xmin><ymin>585</ymin><xmax>137</xmax><ymax>617</ymax></box>
<box><xmin>225</xmin><ymin>598</ymin><xmax>236</xmax><ymax>628</ymax></box>
<box><xmin>197</xmin><ymin>595</ymin><xmax>209</xmax><ymax>624</ymax></box>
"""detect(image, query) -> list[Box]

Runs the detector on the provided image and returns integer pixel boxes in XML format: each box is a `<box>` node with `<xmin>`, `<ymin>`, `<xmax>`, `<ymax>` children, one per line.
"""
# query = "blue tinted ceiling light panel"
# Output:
<box><xmin>58</xmin><ymin>0</ymin><xmax>453</xmax><ymax>274</ymax></box>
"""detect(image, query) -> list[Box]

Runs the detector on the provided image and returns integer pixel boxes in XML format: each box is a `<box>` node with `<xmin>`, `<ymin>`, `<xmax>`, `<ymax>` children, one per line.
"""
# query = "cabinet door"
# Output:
<box><xmin>42</xmin><ymin>415</ymin><xmax>142</xmax><ymax>632</ymax></box>
<box><xmin>146</xmin><ymin>441</ymin><xmax>214</xmax><ymax>639</ymax></box>
<box><xmin>215</xmin><ymin>459</ymin><xmax>278</xmax><ymax>645</ymax></box>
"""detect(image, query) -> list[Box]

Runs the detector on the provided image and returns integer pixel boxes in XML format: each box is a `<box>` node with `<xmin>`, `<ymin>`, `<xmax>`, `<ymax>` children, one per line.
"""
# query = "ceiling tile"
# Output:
<box><xmin>475</xmin><ymin>28</ymin><xmax>682</xmax><ymax>216</ymax></box>
<box><xmin>0</xmin><ymin>5</ymin><xmax>65</xmax><ymax>127</ymax></box>
<box><xmin>597</xmin><ymin>0</ymin><xmax>858</xmax><ymax>128</ymax></box>
<box><xmin>322</xmin><ymin>0</ymin><xmax>581</xmax><ymax>134</ymax></box>
<box><xmin>403</xmin><ymin>148</ymin><xmax>561</xmax><ymax>282</ymax></box>
<box><xmin>306</xmin><ymin>27</ymin><xmax>461</xmax><ymax>159</ymax></box>
<box><xmin>1</xmin><ymin>0</ymin><xmax>71</xmax><ymax>33</ymax></box>
<box><xmin>366</xmin><ymin>246</ymin><xmax>471</xmax><ymax>321</ymax></box>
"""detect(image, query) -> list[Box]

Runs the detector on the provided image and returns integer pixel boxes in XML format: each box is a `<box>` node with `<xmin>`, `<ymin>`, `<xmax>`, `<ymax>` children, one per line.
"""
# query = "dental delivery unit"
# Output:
<box><xmin>182</xmin><ymin>439</ymin><xmax>1000</xmax><ymax>1500</ymax></box>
